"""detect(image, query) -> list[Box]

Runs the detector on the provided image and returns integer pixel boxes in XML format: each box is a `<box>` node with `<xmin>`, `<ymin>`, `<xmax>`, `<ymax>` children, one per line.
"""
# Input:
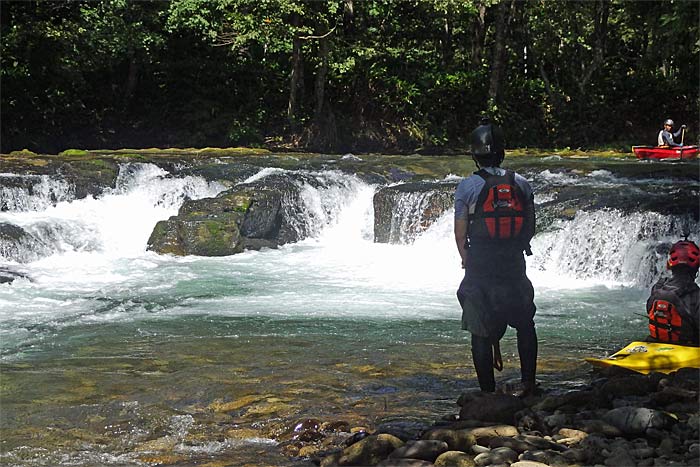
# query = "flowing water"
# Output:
<box><xmin>0</xmin><ymin>159</ymin><xmax>697</xmax><ymax>466</ymax></box>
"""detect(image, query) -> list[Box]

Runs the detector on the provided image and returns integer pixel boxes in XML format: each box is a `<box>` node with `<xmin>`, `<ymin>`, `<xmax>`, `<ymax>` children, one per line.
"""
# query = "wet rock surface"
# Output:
<box><xmin>300</xmin><ymin>366</ymin><xmax>700</xmax><ymax>466</ymax></box>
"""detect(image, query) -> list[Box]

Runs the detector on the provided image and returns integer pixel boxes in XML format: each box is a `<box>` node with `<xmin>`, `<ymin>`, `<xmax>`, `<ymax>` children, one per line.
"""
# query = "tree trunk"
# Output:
<box><xmin>314</xmin><ymin>36</ymin><xmax>329</xmax><ymax>124</ymax></box>
<box><xmin>487</xmin><ymin>1</ymin><xmax>508</xmax><ymax>106</ymax></box>
<box><xmin>470</xmin><ymin>3</ymin><xmax>486</xmax><ymax>69</ymax></box>
<box><xmin>287</xmin><ymin>13</ymin><xmax>302</xmax><ymax>125</ymax></box>
<box><xmin>441</xmin><ymin>15</ymin><xmax>452</xmax><ymax>67</ymax></box>
<box><xmin>578</xmin><ymin>0</ymin><xmax>609</xmax><ymax>93</ymax></box>
<box><xmin>124</xmin><ymin>55</ymin><xmax>138</xmax><ymax>104</ymax></box>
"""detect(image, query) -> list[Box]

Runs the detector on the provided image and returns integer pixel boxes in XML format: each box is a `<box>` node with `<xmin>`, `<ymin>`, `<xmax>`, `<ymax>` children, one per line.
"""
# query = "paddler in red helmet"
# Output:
<box><xmin>647</xmin><ymin>239</ymin><xmax>700</xmax><ymax>346</ymax></box>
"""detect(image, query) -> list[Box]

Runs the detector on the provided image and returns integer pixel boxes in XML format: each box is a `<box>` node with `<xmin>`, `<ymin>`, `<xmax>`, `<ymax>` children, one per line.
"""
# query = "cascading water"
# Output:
<box><xmin>531</xmin><ymin>209</ymin><xmax>698</xmax><ymax>289</ymax></box>
<box><xmin>0</xmin><ymin>160</ymin><xmax>697</xmax><ymax>467</ymax></box>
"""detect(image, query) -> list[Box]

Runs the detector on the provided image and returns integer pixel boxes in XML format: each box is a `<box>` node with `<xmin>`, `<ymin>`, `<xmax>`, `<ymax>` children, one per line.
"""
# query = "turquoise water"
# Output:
<box><xmin>0</xmin><ymin>162</ymin><xmax>694</xmax><ymax>466</ymax></box>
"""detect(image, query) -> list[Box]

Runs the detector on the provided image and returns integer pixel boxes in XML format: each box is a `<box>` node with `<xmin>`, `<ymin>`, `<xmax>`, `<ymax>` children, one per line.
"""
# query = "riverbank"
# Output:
<box><xmin>302</xmin><ymin>365</ymin><xmax>700</xmax><ymax>467</ymax></box>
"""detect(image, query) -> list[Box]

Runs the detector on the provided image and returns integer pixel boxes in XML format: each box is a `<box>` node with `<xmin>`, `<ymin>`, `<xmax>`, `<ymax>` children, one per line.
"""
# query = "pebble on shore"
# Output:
<box><xmin>291</xmin><ymin>366</ymin><xmax>700</xmax><ymax>467</ymax></box>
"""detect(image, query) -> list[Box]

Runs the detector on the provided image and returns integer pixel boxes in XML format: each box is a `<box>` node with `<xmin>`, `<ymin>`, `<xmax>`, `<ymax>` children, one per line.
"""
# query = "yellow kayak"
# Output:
<box><xmin>585</xmin><ymin>341</ymin><xmax>700</xmax><ymax>375</ymax></box>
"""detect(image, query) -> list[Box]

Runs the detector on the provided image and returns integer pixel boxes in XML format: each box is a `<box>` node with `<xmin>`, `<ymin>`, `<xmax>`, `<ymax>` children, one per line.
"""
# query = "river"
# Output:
<box><xmin>0</xmin><ymin>154</ymin><xmax>697</xmax><ymax>466</ymax></box>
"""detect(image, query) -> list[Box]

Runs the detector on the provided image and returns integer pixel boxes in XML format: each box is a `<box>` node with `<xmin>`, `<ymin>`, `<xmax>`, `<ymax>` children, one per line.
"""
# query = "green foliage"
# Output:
<box><xmin>1</xmin><ymin>0</ymin><xmax>697</xmax><ymax>153</ymax></box>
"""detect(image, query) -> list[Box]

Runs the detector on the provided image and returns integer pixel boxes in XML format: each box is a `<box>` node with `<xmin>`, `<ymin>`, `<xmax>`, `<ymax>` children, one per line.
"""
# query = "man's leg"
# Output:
<box><xmin>471</xmin><ymin>333</ymin><xmax>496</xmax><ymax>392</ymax></box>
<box><xmin>516</xmin><ymin>323</ymin><xmax>537</xmax><ymax>388</ymax></box>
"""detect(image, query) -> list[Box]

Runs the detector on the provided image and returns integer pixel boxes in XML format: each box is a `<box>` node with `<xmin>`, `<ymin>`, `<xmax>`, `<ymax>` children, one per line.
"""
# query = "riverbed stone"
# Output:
<box><xmin>388</xmin><ymin>439</ymin><xmax>449</xmax><ymax>461</ymax></box>
<box><xmin>519</xmin><ymin>448</ymin><xmax>570</xmax><ymax>466</ymax></box>
<box><xmin>600</xmin><ymin>374</ymin><xmax>655</xmax><ymax>398</ymax></box>
<box><xmin>337</xmin><ymin>433</ymin><xmax>404</xmax><ymax>466</ymax></box>
<box><xmin>434</xmin><ymin>451</ymin><xmax>476</xmax><ymax>467</ymax></box>
<box><xmin>487</xmin><ymin>436</ymin><xmax>535</xmax><ymax>453</ymax></box>
<box><xmin>602</xmin><ymin>406</ymin><xmax>675</xmax><ymax>435</ymax></box>
<box><xmin>603</xmin><ymin>447</ymin><xmax>636</xmax><ymax>467</ymax></box>
<box><xmin>467</xmin><ymin>425</ymin><xmax>519</xmax><ymax>441</ymax></box>
<box><xmin>377</xmin><ymin>459</ymin><xmax>434</xmax><ymax>467</ymax></box>
<box><xmin>556</xmin><ymin>427</ymin><xmax>588</xmax><ymax>446</ymax></box>
<box><xmin>422</xmin><ymin>428</ymin><xmax>477</xmax><ymax>452</ymax></box>
<box><xmin>510</xmin><ymin>462</ymin><xmax>550</xmax><ymax>467</ymax></box>
<box><xmin>577</xmin><ymin>418</ymin><xmax>624</xmax><ymax>437</ymax></box>
<box><xmin>473</xmin><ymin>446</ymin><xmax>518</xmax><ymax>466</ymax></box>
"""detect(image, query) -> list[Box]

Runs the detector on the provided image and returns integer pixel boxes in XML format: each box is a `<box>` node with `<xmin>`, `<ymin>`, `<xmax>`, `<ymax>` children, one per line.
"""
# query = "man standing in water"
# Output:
<box><xmin>454</xmin><ymin>118</ymin><xmax>538</xmax><ymax>395</ymax></box>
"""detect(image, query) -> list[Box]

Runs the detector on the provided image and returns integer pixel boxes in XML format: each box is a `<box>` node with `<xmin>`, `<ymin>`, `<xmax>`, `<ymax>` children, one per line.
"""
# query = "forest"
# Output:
<box><xmin>1</xmin><ymin>0</ymin><xmax>698</xmax><ymax>154</ymax></box>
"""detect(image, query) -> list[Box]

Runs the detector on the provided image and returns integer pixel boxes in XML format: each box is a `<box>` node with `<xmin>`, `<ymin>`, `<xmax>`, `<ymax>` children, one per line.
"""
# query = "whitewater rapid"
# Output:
<box><xmin>0</xmin><ymin>163</ymin><xmax>695</xmax><ymax>359</ymax></box>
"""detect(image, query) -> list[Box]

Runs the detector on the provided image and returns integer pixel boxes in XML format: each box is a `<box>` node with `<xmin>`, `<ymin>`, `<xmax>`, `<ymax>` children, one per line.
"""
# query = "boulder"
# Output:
<box><xmin>458</xmin><ymin>391</ymin><xmax>525</xmax><ymax>424</ymax></box>
<box><xmin>147</xmin><ymin>172</ymin><xmax>328</xmax><ymax>256</ymax></box>
<box><xmin>338</xmin><ymin>433</ymin><xmax>404</xmax><ymax>466</ymax></box>
<box><xmin>147</xmin><ymin>192</ymin><xmax>246</xmax><ymax>256</ymax></box>
<box><xmin>602</xmin><ymin>407</ymin><xmax>675</xmax><ymax>435</ymax></box>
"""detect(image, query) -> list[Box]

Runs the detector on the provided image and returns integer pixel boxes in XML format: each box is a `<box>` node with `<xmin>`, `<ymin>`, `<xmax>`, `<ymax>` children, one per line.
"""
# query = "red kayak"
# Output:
<box><xmin>632</xmin><ymin>145</ymin><xmax>699</xmax><ymax>161</ymax></box>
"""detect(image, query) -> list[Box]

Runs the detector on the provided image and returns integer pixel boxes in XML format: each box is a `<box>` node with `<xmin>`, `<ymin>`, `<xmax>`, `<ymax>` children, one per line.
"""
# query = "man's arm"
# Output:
<box><xmin>454</xmin><ymin>217</ymin><xmax>468</xmax><ymax>268</ymax></box>
<box><xmin>662</xmin><ymin>130</ymin><xmax>681</xmax><ymax>147</ymax></box>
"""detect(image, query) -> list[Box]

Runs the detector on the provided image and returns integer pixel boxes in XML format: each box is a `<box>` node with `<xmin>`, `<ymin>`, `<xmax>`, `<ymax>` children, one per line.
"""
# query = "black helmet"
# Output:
<box><xmin>469</xmin><ymin>118</ymin><xmax>505</xmax><ymax>167</ymax></box>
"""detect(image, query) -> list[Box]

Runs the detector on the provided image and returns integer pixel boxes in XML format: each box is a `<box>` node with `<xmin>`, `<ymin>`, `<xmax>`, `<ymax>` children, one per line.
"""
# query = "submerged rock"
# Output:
<box><xmin>0</xmin><ymin>222</ymin><xmax>48</xmax><ymax>263</ymax></box>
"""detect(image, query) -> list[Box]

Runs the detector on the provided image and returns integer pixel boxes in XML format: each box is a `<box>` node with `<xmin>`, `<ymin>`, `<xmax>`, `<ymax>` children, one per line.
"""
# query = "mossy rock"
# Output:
<box><xmin>58</xmin><ymin>149</ymin><xmax>89</xmax><ymax>157</ymax></box>
<box><xmin>7</xmin><ymin>149</ymin><xmax>38</xmax><ymax>157</ymax></box>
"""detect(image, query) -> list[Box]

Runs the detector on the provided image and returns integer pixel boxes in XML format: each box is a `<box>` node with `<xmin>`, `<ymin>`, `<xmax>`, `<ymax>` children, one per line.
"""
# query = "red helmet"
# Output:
<box><xmin>667</xmin><ymin>240</ymin><xmax>700</xmax><ymax>270</ymax></box>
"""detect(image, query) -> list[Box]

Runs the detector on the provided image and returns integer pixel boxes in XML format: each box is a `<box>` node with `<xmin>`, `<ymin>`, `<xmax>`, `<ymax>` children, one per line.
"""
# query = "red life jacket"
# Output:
<box><xmin>647</xmin><ymin>283</ymin><xmax>693</xmax><ymax>344</ymax></box>
<box><xmin>469</xmin><ymin>169</ymin><xmax>526</xmax><ymax>244</ymax></box>
<box><xmin>648</xmin><ymin>299</ymin><xmax>683</xmax><ymax>343</ymax></box>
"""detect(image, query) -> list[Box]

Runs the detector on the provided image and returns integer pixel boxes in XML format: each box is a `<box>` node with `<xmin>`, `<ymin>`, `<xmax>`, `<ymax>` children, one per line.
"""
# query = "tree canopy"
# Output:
<box><xmin>1</xmin><ymin>0</ymin><xmax>697</xmax><ymax>153</ymax></box>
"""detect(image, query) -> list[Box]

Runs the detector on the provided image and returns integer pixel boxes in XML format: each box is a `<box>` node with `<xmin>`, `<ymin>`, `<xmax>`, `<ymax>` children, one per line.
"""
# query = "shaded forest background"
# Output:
<box><xmin>1</xmin><ymin>0</ymin><xmax>698</xmax><ymax>154</ymax></box>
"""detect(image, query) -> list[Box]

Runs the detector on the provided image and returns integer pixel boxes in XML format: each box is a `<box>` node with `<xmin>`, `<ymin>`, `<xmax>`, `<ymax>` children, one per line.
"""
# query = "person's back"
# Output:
<box><xmin>454</xmin><ymin>119</ymin><xmax>538</xmax><ymax>395</ymax></box>
<box><xmin>647</xmin><ymin>240</ymin><xmax>700</xmax><ymax>347</ymax></box>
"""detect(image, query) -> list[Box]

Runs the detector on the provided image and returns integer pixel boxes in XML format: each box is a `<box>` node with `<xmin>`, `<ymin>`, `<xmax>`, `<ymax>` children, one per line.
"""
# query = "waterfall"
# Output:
<box><xmin>0</xmin><ymin>164</ymin><xmax>226</xmax><ymax>262</ymax></box>
<box><xmin>0</xmin><ymin>174</ymin><xmax>74</xmax><ymax>211</ymax></box>
<box><xmin>530</xmin><ymin>209</ymin><xmax>698</xmax><ymax>289</ymax></box>
<box><xmin>373</xmin><ymin>182</ymin><xmax>455</xmax><ymax>244</ymax></box>
<box><xmin>240</xmin><ymin>169</ymin><xmax>372</xmax><ymax>243</ymax></box>
<box><xmin>0</xmin><ymin>163</ymin><xmax>695</xmax><ymax>291</ymax></box>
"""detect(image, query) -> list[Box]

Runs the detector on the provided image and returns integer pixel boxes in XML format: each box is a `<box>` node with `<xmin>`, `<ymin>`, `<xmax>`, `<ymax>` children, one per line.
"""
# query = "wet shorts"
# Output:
<box><xmin>457</xmin><ymin>275</ymin><xmax>536</xmax><ymax>338</ymax></box>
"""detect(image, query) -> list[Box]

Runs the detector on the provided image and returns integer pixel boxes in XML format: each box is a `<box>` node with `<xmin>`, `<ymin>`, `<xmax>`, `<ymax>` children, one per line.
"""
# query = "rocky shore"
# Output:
<box><xmin>274</xmin><ymin>366</ymin><xmax>699</xmax><ymax>467</ymax></box>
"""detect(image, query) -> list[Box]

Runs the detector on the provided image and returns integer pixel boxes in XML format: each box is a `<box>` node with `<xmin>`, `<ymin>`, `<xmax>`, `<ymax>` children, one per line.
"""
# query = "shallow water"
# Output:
<box><xmin>0</xmin><ymin>160</ymin><xmax>696</xmax><ymax>466</ymax></box>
